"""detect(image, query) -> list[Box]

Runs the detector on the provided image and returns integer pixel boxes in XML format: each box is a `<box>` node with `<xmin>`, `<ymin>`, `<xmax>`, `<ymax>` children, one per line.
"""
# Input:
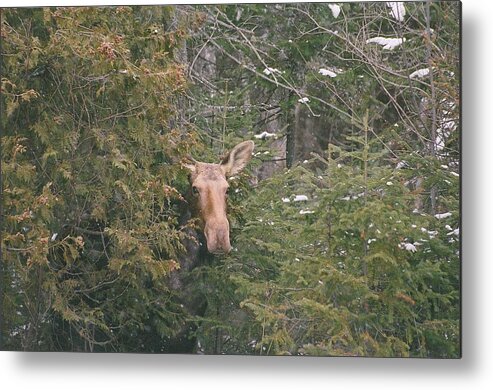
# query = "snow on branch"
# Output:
<box><xmin>410</xmin><ymin>68</ymin><xmax>430</xmax><ymax>79</ymax></box>
<box><xmin>293</xmin><ymin>195</ymin><xmax>309</xmax><ymax>202</ymax></box>
<box><xmin>447</xmin><ymin>228</ymin><xmax>460</xmax><ymax>236</ymax></box>
<box><xmin>319</xmin><ymin>68</ymin><xmax>338</xmax><ymax>77</ymax></box>
<box><xmin>366</xmin><ymin>37</ymin><xmax>406</xmax><ymax>50</ymax></box>
<box><xmin>400</xmin><ymin>242</ymin><xmax>418</xmax><ymax>253</ymax></box>
<box><xmin>386</xmin><ymin>2</ymin><xmax>406</xmax><ymax>22</ymax></box>
<box><xmin>263</xmin><ymin>67</ymin><xmax>282</xmax><ymax>76</ymax></box>
<box><xmin>435</xmin><ymin>212</ymin><xmax>452</xmax><ymax>220</ymax></box>
<box><xmin>328</xmin><ymin>4</ymin><xmax>341</xmax><ymax>19</ymax></box>
<box><xmin>254</xmin><ymin>131</ymin><xmax>276</xmax><ymax>140</ymax></box>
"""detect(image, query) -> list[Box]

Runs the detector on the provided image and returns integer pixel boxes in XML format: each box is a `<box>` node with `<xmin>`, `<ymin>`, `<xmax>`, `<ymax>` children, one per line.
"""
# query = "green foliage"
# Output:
<box><xmin>2</xmin><ymin>6</ymin><xmax>197</xmax><ymax>352</ymax></box>
<box><xmin>197</xmin><ymin>130</ymin><xmax>459</xmax><ymax>357</ymax></box>
<box><xmin>189</xmin><ymin>2</ymin><xmax>459</xmax><ymax>358</ymax></box>
<box><xmin>2</xmin><ymin>3</ymin><xmax>460</xmax><ymax>357</ymax></box>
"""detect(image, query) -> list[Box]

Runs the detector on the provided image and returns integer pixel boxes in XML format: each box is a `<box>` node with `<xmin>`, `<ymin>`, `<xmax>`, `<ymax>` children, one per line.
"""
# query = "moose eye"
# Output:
<box><xmin>192</xmin><ymin>186</ymin><xmax>199</xmax><ymax>196</ymax></box>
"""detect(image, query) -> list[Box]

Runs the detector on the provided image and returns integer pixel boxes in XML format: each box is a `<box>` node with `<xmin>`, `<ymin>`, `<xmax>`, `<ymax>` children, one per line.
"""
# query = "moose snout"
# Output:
<box><xmin>204</xmin><ymin>219</ymin><xmax>231</xmax><ymax>254</ymax></box>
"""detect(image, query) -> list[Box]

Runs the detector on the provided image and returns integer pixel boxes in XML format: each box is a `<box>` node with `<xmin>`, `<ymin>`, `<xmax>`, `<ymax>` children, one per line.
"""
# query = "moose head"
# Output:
<box><xmin>183</xmin><ymin>141</ymin><xmax>255</xmax><ymax>255</ymax></box>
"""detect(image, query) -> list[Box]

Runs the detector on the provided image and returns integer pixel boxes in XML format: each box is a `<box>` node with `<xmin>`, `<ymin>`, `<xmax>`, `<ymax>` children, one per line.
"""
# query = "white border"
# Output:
<box><xmin>2</xmin><ymin>1</ymin><xmax>493</xmax><ymax>389</ymax></box>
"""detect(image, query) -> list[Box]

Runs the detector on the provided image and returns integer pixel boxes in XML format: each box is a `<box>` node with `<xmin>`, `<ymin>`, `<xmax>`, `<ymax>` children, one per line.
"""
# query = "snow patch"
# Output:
<box><xmin>299</xmin><ymin>210</ymin><xmax>315</xmax><ymax>215</ymax></box>
<box><xmin>401</xmin><ymin>242</ymin><xmax>417</xmax><ymax>252</ymax></box>
<box><xmin>420</xmin><ymin>227</ymin><xmax>438</xmax><ymax>239</ymax></box>
<box><xmin>427</xmin><ymin>230</ymin><xmax>438</xmax><ymax>239</ymax></box>
<box><xmin>294</xmin><ymin>195</ymin><xmax>309</xmax><ymax>202</ymax></box>
<box><xmin>366</xmin><ymin>37</ymin><xmax>405</xmax><ymax>50</ymax></box>
<box><xmin>386</xmin><ymin>2</ymin><xmax>406</xmax><ymax>22</ymax></box>
<box><xmin>328</xmin><ymin>4</ymin><xmax>341</xmax><ymax>18</ymax></box>
<box><xmin>254</xmin><ymin>131</ymin><xmax>276</xmax><ymax>140</ymax></box>
<box><xmin>263</xmin><ymin>67</ymin><xmax>281</xmax><ymax>76</ymax></box>
<box><xmin>396</xmin><ymin>161</ymin><xmax>408</xmax><ymax>169</ymax></box>
<box><xmin>410</xmin><ymin>68</ymin><xmax>430</xmax><ymax>79</ymax></box>
<box><xmin>435</xmin><ymin>212</ymin><xmax>452</xmax><ymax>220</ymax></box>
<box><xmin>447</xmin><ymin>228</ymin><xmax>460</xmax><ymax>236</ymax></box>
<box><xmin>298</xmin><ymin>97</ymin><xmax>310</xmax><ymax>104</ymax></box>
<box><xmin>319</xmin><ymin>68</ymin><xmax>337</xmax><ymax>77</ymax></box>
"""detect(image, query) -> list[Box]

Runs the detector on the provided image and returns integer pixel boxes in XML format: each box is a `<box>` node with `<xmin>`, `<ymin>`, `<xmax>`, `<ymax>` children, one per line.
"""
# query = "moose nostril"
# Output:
<box><xmin>209</xmin><ymin>239</ymin><xmax>231</xmax><ymax>254</ymax></box>
<box><xmin>205</xmin><ymin>224</ymin><xmax>231</xmax><ymax>255</ymax></box>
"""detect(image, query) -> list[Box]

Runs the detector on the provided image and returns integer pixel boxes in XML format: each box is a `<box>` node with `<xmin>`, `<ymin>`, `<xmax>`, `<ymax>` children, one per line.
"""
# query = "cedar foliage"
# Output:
<box><xmin>2</xmin><ymin>6</ymin><xmax>198</xmax><ymax>352</ymax></box>
<box><xmin>2</xmin><ymin>3</ymin><xmax>460</xmax><ymax>357</ymax></box>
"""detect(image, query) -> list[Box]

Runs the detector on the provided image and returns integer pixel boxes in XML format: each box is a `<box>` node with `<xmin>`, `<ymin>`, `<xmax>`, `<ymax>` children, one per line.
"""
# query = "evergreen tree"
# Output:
<box><xmin>1</xmin><ymin>2</ymin><xmax>460</xmax><ymax>357</ymax></box>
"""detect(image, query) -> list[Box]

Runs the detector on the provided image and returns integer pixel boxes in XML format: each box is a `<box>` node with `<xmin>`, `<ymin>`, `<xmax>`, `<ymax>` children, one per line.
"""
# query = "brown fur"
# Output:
<box><xmin>184</xmin><ymin>141</ymin><xmax>254</xmax><ymax>254</ymax></box>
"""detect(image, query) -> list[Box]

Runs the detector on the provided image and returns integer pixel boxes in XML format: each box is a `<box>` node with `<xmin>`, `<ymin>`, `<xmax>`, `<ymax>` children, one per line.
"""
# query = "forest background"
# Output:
<box><xmin>1</xmin><ymin>1</ymin><xmax>460</xmax><ymax>357</ymax></box>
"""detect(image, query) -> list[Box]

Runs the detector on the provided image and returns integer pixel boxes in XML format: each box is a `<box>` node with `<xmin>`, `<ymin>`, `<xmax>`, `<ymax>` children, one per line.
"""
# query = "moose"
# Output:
<box><xmin>183</xmin><ymin>140</ymin><xmax>254</xmax><ymax>254</ymax></box>
<box><xmin>163</xmin><ymin>141</ymin><xmax>254</xmax><ymax>352</ymax></box>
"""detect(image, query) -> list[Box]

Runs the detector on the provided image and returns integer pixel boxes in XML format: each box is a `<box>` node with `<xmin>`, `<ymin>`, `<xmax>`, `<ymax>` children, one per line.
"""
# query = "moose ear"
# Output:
<box><xmin>181</xmin><ymin>158</ymin><xmax>197</xmax><ymax>174</ymax></box>
<box><xmin>221</xmin><ymin>140</ymin><xmax>255</xmax><ymax>176</ymax></box>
